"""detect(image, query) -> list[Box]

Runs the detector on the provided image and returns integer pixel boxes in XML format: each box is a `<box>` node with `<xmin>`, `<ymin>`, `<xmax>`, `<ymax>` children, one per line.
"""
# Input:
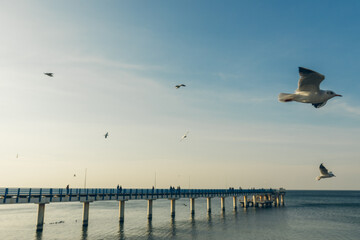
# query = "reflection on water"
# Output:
<box><xmin>146</xmin><ymin>221</ymin><xmax>153</xmax><ymax>240</ymax></box>
<box><xmin>34</xmin><ymin>230</ymin><xmax>42</xmax><ymax>240</ymax></box>
<box><xmin>170</xmin><ymin>218</ymin><xmax>176</xmax><ymax>237</ymax></box>
<box><xmin>81</xmin><ymin>225</ymin><xmax>88</xmax><ymax>240</ymax></box>
<box><xmin>118</xmin><ymin>222</ymin><xmax>125</xmax><ymax>240</ymax></box>
<box><xmin>189</xmin><ymin>217</ymin><xmax>197</xmax><ymax>239</ymax></box>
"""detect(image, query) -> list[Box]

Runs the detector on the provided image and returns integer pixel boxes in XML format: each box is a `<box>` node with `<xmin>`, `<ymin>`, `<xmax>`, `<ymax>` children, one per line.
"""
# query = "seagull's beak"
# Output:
<box><xmin>335</xmin><ymin>94</ymin><xmax>342</xmax><ymax>97</ymax></box>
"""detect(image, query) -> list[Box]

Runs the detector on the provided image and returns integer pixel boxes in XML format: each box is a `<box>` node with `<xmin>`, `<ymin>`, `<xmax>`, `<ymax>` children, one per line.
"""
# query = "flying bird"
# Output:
<box><xmin>316</xmin><ymin>163</ymin><xmax>336</xmax><ymax>181</ymax></box>
<box><xmin>73</xmin><ymin>174</ymin><xmax>76</xmax><ymax>177</ymax></box>
<box><xmin>180</xmin><ymin>131</ymin><xmax>189</xmax><ymax>141</ymax></box>
<box><xmin>44</xmin><ymin>73</ymin><xmax>54</xmax><ymax>77</ymax></box>
<box><xmin>278</xmin><ymin>67</ymin><xmax>342</xmax><ymax>108</ymax></box>
<box><xmin>104</xmin><ymin>132</ymin><xmax>109</xmax><ymax>139</ymax></box>
<box><xmin>175</xmin><ymin>84</ymin><xmax>186</xmax><ymax>89</ymax></box>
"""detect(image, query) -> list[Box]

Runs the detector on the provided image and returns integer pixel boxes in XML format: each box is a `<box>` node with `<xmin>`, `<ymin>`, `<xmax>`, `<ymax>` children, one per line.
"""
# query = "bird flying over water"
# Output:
<box><xmin>180</xmin><ymin>131</ymin><xmax>189</xmax><ymax>141</ymax></box>
<box><xmin>104</xmin><ymin>132</ymin><xmax>109</xmax><ymax>139</ymax></box>
<box><xmin>278</xmin><ymin>67</ymin><xmax>342</xmax><ymax>108</ymax></box>
<box><xmin>44</xmin><ymin>73</ymin><xmax>54</xmax><ymax>77</ymax></box>
<box><xmin>316</xmin><ymin>163</ymin><xmax>336</xmax><ymax>181</ymax></box>
<box><xmin>175</xmin><ymin>84</ymin><xmax>186</xmax><ymax>89</ymax></box>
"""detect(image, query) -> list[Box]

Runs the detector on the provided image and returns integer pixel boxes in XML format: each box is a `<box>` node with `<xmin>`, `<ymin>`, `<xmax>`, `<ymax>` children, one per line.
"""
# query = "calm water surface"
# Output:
<box><xmin>0</xmin><ymin>191</ymin><xmax>359</xmax><ymax>240</ymax></box>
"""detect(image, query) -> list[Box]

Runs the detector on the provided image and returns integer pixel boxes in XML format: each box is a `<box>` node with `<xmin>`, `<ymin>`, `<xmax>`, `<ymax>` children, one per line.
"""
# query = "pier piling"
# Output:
<box><xmin>36</xmin><ymin>203</ymin><xmax>47</xmax><ymax>232</ymax></box>
<box><xmin>207</xmin><ymin>197</ymin><xmax>212</xmax><ymax>214</ymax></box>
<box><xmin>119</xmin><ymin>200</ymin><xmax>126</xmax><ymax>223</ymax></box>
<box><xmin>233</xmin><ymin>196</ymin><xmax>237</xmax><ymax>210</ymax></box>
<box><xmin>82</xmin><ymin>201</ymin><xmax>91</xmax><ymax>226</ymax></box>
<box><xmin>190</xmin><ymin>198</ymin><xmax>195</xmax><ymax>216</ymax></box>
<box><xmin>147</xmin><ymin>199</ymin><xmax>153</xmax><ymax>220</ymax></box>
<box><xmin>170</xmin><ymin>199</ymin><xmax>176</xmax><ymax>218</ymax></box>
<box><xmin>280</xmin><ymin>194</ymin><xmax>285</xmax><ymax>206</ymax></box>
<box><xmin>221</xmin><ymin>197</ymin><xmax>225</xmax><ymax>212</ymax></box>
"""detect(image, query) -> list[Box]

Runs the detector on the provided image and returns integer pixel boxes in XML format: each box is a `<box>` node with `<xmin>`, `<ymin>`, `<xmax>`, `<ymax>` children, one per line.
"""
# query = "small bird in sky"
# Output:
<box><xmin>316</xmin><ymin>163</ymin><xmax>336</xmax><ymax>181</ymax></box>
<box><xmin>73</xmin><ymin>174</ymin><xmax>76</xmax><ymax>177</ymax></box>
<box><xmin>104</xmin><ymin>132</ymin><xmax>109</xmax><ymax>139</ymax></box>
<box><xmin>278</xmin><ymin>67</ymin><xmax>342</xmax><ymax>108</ymax></box>
<box><xmin>180</xmin><ymin>131</ymin><xmax>189</xmax><ymax>141</ymax></box>
<box><xmin>175</xmin><ymin>84</ymin><xmax>186</xmax><ymax>89</ymax></box>
<box><xmin>44</xmin><ymin>73</ymin><xmax>54</xmax><ymax>77</ymax></box>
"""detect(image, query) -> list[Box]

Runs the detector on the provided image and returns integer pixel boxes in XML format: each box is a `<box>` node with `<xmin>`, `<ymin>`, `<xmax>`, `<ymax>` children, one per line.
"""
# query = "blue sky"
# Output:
<box><xmin>1</xmin><ymin>1</ymin><xmax>360</xmax><ymax>190</ymax></box>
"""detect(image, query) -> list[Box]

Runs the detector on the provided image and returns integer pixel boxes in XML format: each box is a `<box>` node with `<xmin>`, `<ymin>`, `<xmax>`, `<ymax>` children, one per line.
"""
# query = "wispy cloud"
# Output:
<box><xmin>329</xmin><ymin>101</ymin><xmax>360</xmax><ymax>117</ymax></box>
<box><xmin>68</xmin><ymin>56</ymin><xmax>165</xmax><ymax>72</ymax></box>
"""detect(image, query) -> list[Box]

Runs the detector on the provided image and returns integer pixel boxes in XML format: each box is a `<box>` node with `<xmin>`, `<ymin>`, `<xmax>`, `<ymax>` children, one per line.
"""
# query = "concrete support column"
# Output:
<box><xmin>207</xmin><ymin>198</ymin><xmax>212</xmax><ymax>214</ymax></box>
<box><xmin>147</xmin><ymin>200</ymin><xmax>153</xmax><ymax>220</ymax></box>
<box><xmin>190</xmin><ymin>198</ymin><xmax>195</xmax><ymax>215</ymax></box>
<box><xmin>233</xmin><ymin>196</ymin><xmax>237</xmax><ymax>210</ymax></box>
<box><xmin>253</xmin><ymin>195</ymin><xmax>257</xmax><ymax>208</ymax></box>
<box><xmin>221</xmin><ymin>197</ymin><xmax>225</xmax><ymax>211</ymax></box>
<box><xmin>119</xmin><ymin>200</ymin><xmax>125</xmax><ymax>223</ymax></box>
<box><xmin>36</xmin><ymin>203</ymin><xmax>46</xmax><ymax>232</ymax></box>
<box><xmin>82</xmin><ymin>201</ymin><xmax>90</xmax><ymax>226</ymax></box>
<box><xmin>280</xmin><ymin>194</ymin><xmax>285</xmax><ymax>206</ymax></box>
<box><xmin>170</xmin><ymin>199</ymin><xmax>176</xmax><ymax>218</ymax></box>
<box><xmin>243</xmin><ymin>195</ymin><xmax>247</xmax><ymax>208</ymax></box>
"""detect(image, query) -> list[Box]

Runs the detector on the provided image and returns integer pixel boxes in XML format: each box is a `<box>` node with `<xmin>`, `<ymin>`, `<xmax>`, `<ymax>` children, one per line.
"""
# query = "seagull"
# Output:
<box><xmin>73</xmin><ymin>174</ymin><xmax>76</xmax><ymax>177</ymax></box>
<box><xmin>175</xmin><ymin>84</ymin><xmax>186</xmax><ymax>89</ymax></box>
<box><xmin>316</xmin><ymin>163</ymin><xmax>336</xmax><ymax>181</ymax></box>
<box><xmin>104</xmin><ymin>132</ymin><xmax>109</xmax><ymax>139</ymax></box>
<box><xmin>44</xmin><ymin>73</ymin><xmax>54</xmax><ymax>77</ymax></box>
<box><xmin>180</xmin><ymin>131</ymin><xmax>189</xmax><ymax>141</ymax></box>
<box><xmin>278</xmin><ymin>67</ymin><xmax>342</xmax><ymax>108</ymax></box>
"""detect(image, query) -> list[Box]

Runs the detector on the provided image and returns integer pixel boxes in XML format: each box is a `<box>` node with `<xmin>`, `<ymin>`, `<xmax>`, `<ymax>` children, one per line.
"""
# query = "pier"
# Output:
<box><xmin>0</xmin><ymin>187</ymin><xmax>285</xmax><ymax>232</ymax></box>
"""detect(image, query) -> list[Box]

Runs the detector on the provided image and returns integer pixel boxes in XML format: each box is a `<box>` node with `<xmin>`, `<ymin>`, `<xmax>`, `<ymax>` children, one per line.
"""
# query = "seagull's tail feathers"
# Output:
<box><xmin>278</xmin><ymin>93</ymin><xmax>296</xmax><ymax>102</ymax></box>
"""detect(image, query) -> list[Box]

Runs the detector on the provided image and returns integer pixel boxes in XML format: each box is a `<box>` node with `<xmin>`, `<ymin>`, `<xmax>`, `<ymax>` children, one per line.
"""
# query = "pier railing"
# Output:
<box><xmin>0</xmin><ymin>187</ymin><xmax>279</xmax><ymax>204</ymax></box>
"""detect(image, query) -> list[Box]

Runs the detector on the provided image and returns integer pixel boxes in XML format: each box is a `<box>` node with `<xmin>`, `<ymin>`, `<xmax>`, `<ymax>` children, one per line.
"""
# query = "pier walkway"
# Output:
<box><xmin>0</xmin><ymin>187</ymin><xmax>285</xmax><ymax>232</ymax></box>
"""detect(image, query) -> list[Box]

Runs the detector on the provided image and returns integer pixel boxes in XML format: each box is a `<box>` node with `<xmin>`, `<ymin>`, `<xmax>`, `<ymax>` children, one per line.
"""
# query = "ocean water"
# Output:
<box><xmin>0</xmin><ymin>191</ymin><xmax>359</xmax><ymax>240</ymax></box>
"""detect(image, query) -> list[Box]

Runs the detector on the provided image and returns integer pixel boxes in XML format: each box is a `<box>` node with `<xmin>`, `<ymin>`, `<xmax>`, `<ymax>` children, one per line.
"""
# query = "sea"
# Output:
<box><xmin>0</xmin><ymin>190</ymin><xmax>359</xmax><ymax>240</ymax></box>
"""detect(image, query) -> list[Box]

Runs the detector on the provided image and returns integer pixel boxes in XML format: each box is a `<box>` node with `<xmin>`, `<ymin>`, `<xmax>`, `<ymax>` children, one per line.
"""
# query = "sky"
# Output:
<box><xmin>1</xmin><ymin>0</ymin><xmax>360</xmax><ymax>190</ymax></box>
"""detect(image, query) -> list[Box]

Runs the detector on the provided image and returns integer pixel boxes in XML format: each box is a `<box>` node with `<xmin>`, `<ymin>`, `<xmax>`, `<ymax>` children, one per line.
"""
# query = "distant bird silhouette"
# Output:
<box><xmin>73</xmin><ymin>174</ymin><xmax>76</xmax><ymax>177</ymax></box>
<box><xmin>183</xmin><ymin>203</ymin><xmax>187</xmax><ymax>206</ymax></box>
<box><xmin>44</xmin><ymin>73</ymin><xmax>54</xmax><ymax>77</ymax></box>
<box><xmin>104</xmin><ymin>132</ymin><xmax>109</xmax><ymax>139</ymax></box>
<box><xmin>175</xmin><ymin>84</ymin><xmax>186</xmax><ymax>89</ymax></box>
<box><xmin>180</xmin><ymin>131</ymin><xmax>189</xmax><ymax>141</ymax></box>
<box><xmin>316</xmin><ymin>163</ymin><xmax>336</xmax><ymax>181</ymax></box>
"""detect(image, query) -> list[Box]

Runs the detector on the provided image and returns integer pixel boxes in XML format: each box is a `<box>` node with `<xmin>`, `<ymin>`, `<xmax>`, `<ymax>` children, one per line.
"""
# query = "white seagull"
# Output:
<box><xmin>278</xmin><ymin>67</ymin><xmax>342</xmax><ymax>108</ymax></box>
<box><xmin>175</xmin><ymin>84</ymin><xmax>186</xmax><ymax>89</ymax></box>
<box><xmin>44</xmin><ymin>73</ymin><xmax>54</xmax><ymax>77</ymax></box>
<box><xmin>180</xmin><ymin>131</ymin><xmax>189</xmax><ymax>141</ymax></box>
<box><xmin>316</xmin><ymin>163</ymin><xmax>336</xmax><ymax>181</ymax></box>
<box><xmin>104</xmin><ymin>132</ymin><xmax>109</xmax><ymax>139</ymax></box>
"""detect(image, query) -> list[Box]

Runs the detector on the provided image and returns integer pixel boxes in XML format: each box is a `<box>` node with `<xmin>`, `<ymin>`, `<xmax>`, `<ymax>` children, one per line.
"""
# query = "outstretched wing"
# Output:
<box><xmin>319</xmin><ymin>163</ymin><xmax>329</xmax><ymax>175</ymax></box>
<box><xmin>297</xmin><ymin>67</ymin><xmax>325</xmax><ymax>92</ymax></box>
